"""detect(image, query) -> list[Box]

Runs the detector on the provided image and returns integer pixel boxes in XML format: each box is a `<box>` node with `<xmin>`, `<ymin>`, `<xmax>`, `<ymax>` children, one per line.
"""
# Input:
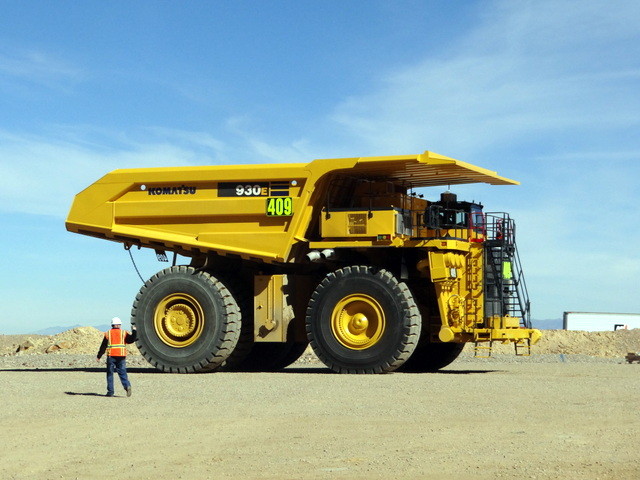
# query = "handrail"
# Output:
<box><xmin>483</xmin><ymin>212</ymin><xmax>531</xmax><ymax>328</ymax></box>
<box><xmin>512</xmin><ymin>240</ymin><xmax>531</xmax><ymax>328</ymax></box>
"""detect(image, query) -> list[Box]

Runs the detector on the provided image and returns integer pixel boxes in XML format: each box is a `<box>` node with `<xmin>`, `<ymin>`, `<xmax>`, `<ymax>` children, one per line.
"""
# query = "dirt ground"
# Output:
<box><xmin>1</xmin><ymin>359</ymin><xmax>639</xmax><ymax>479</ymax></box>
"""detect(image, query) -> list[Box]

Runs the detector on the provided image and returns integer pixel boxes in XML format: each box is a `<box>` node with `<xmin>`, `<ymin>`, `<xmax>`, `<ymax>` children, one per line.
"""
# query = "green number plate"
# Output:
<box><xmin>266</xmin><ymin>197</ymin><xmax>293</xmax><ymax>216</ymax></box>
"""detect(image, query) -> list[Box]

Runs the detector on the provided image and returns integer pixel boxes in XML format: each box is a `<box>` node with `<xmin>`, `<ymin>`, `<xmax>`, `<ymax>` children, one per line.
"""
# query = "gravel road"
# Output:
<box><xmin>1</xmin><ymin>355</ymin><xmax>639</xmax><ymax>479</ymax></box>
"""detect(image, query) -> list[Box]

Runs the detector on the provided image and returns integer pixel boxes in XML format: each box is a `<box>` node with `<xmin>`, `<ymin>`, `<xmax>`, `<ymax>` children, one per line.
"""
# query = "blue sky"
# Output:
<box><xmin>1</xmin><ymin>0</ymin><xmax>639</xmax><ymax>334</ymax></box>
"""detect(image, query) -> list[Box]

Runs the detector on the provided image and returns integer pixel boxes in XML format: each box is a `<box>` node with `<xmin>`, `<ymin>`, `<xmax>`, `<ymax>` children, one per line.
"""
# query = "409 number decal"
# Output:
<box><xmin>266</xmin><ymin>197</ymin><xmax>293</xmax><ymax>216</ymax></box>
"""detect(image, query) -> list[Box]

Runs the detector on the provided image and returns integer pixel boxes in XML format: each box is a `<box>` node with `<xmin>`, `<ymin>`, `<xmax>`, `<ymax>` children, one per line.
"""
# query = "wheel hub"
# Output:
<box><xmin>349</xmin><ymin>313</ymin><xmax>369</xmax><ymax>333</ymax></box>
<box><xmin>331</xmin><ymin>294</ymin><xmax>385</xmax><ymax>350</ymax></box>
<box><xmin>154</xmin><ymin>293</ymin><xmax>205</xmax><ymax>348</ymax></box>
<box><xmin>163</xmin><ymin>304</ymin><xmax>197</xmax><ymax>338</ymax></box>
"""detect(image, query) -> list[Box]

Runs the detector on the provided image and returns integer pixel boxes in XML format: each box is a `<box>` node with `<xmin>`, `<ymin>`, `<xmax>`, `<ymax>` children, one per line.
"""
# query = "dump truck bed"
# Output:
<box><xmin>66</xmin><ymin>151</ymin><xmax>517</xmax><ymax>262</ymax></box>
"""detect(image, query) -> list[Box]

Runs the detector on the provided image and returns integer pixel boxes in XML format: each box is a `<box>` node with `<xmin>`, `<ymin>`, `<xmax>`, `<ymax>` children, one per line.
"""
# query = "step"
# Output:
<box><xmin>474</xmin><ymin>342</ymin><xmax>493</xmax><ymax>358</ymax></box>
<box><xmin>514</xmin><ymin>340</ymin><xmax>531</xmax><ymax>356</ymax></box>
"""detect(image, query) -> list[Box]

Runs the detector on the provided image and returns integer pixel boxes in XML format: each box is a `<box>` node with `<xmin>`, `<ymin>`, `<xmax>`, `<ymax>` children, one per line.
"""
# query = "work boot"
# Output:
<box><xmin>126</xmin><ymin>386</ymin><xmax>132</xmax><ymax>397</ymax></box>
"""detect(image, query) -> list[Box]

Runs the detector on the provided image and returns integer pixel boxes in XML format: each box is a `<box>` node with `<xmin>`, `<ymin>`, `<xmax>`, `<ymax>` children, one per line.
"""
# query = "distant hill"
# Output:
<box><xmin>93</xmin><ymin>324</ymin><xmax>113</xmax><ymax>332</ymax></box>
<box><xmin>32</xmin><ymin>324</ymin><xmax>84</xmax><ymax>335</ymax></box>
<box><xmin>531</xmin><ymin>318</ymin><xmax>563</xmax><ymax>330</ymax></box>
<box><xmin>31</xmin><ymin>323</ymin><xmax>118</xmax><ymax>335</ymax></box>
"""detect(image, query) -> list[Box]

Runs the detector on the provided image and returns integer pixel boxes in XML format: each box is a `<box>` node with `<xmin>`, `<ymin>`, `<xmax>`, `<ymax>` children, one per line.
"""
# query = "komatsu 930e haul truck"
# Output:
<box><xmin>66</xmin><ymin>150</ymin><xmax>540</xmax><ymax>373</ymax></box>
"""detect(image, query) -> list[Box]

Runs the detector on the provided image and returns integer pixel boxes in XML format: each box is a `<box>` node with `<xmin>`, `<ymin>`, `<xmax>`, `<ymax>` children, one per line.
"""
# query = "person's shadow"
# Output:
<box><xmin>64</xmin><ymin>391</ymin><xmax>106</xmax><ymax>397</ymax></box>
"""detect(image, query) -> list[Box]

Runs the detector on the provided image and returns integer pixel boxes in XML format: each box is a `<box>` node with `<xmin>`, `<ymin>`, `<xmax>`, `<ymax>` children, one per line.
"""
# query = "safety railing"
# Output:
<box><xmin>483</xmin><ymin>213</ymin><xmax>531</xmax><ymax>329</ymax></box>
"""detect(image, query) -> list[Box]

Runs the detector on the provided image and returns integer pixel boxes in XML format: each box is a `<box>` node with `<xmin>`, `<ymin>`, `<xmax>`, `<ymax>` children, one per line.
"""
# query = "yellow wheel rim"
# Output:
<box><xmin>154</xmin><ymin>293</ymin><xmax>205</xmax><ymax>347</ymax></box>
<box><xmin>331</xmin><ymin>294</ymin><xmax>385</xmax><ymax>350</ymax></box>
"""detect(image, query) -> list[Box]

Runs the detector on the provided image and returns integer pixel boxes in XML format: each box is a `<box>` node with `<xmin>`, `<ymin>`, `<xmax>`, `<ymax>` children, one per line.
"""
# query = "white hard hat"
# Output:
<box><xmin>111</xmin><ymin>317</ymin><xmax>122</xmax><ymax>326</ymax></box>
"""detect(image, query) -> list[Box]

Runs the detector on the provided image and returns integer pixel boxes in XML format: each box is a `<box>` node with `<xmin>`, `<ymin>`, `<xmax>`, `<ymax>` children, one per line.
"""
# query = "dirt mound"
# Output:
<box><xmin>1</xmin><ymin>327</ymin><xmax>140</xmax><ymax>356</ymax></box>
<box><xmin>2</xmin><ymin>327</ymin><xmax>639</xmax><ymax>359</ymax></box>
<box><xmin>482</xmin><ymin>328</ymin><xmax>640</xmax><ymax>357</ymax></box>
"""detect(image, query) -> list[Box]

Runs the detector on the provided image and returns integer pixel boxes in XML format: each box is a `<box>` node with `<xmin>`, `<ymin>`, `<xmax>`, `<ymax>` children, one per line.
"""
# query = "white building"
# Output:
<box><xmin>563</xmin><ymin>312</ymin><xmax>640</xmax><ymax>331</ymax></box>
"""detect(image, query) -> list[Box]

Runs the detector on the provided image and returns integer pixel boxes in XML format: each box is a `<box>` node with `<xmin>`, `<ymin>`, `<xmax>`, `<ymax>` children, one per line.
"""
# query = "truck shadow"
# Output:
<box><xmin>2</xmin><ymin>366</ymin><xmax>502</xmax><ymax>375</ymax></box>
<box><xmin>0</xmin><ymin>367</ymin><xmax>161</xmax><ymax>373</ymax></box>
<box><xmin>280</xmin><ymin>367</ymin><xmax>502</xmax><ymax>375</ymax></box>
<box><xmin>420</xmin><ymin>369</ymin><xmax>503</xmax><ymax>374</ymax></box>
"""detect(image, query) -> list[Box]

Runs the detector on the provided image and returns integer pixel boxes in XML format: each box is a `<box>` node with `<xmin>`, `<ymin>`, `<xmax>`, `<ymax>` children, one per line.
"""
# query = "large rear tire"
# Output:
<box><xmin>400</xmin><ymin>342</ymin><xmax>465</xmax><ymax>372</ymax></box>
<box><xmin>131</xmin><ymin>266</ymin><xmax>241</xmax><ymax>373</ymax></box>
<box><xmin>305</xmin><ymin>266</ymin><xmax>421</xmax><ymax>374</ymax></box>
<box><xmin>217</xmin><ymin>275</ymin><xmax>309</xmax><ymax>372</ymax></box>
<box><xmin>221</xmin><ymin>273</ymin><xmax>309</xmax><ymax>372</ymax></box>
<box><xmin>227</xmin><ymin>341</ymin><xmax>309</xmax><ymax>371</ymax></box>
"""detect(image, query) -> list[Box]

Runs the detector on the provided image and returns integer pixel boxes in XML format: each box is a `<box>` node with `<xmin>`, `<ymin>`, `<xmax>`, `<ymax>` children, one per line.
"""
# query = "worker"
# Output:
<box><xmin>97</xmin><ymin>317</ymin><xmax>137</xmax><ymax>397</ymax></box>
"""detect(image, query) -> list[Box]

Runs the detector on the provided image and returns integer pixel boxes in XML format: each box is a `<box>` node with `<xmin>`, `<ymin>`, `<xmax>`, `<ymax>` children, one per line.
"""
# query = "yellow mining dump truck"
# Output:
<box><xmin>66</xmin><ymin>150</ymin><xmax>541</xmax><ymax>373</ymax></box>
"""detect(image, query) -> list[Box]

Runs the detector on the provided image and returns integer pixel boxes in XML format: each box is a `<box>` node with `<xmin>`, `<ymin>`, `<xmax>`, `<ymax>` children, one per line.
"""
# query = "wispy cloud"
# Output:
<box><xmin>0</xmin><ymin>48</ymin><xmax>84</xmax><ymax>91</ymax></box>
<box><xmin>330</xmin><ymin>0</ymin><xmax>640</xmax><ymax>158</ymax></box>
<box><xmin>225</xmin><ymin>118</ymin><xmax>311</xmax><ymax>163</ymax></box>
<box><xmin>0</xmin><ymin>124</ymin><xmax>319</xmax><ymax>218</ymax></box>
<box><xmin>0</xmin><ymin>128</ymin><xmax>228</xmax><ymax>218</ymax></box>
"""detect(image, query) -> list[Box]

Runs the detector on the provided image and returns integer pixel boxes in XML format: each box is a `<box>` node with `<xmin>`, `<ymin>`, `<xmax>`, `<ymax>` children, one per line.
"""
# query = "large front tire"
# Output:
<box><xmin>305</xmin><ymin>266</ymin><xmax>421</xmax><ymax>374</ymax></box>
<box><xmin>131</xmin><ymin>266</ymin><xmax>241</xmax><ymax>373</ymax></box>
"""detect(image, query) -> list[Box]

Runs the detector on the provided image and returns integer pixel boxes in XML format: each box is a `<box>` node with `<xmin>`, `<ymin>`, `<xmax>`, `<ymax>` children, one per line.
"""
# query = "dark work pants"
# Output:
<box><xmin>106</xmin><ymin>356</ymin><xmax>130</xmax><ymax>396</ymax></box>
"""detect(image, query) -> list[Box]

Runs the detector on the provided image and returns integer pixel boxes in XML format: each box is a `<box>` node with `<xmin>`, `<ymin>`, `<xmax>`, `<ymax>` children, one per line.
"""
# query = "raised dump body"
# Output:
<box><xmin>67</xmin><ymin>150</ymin><xmax>540</xmax><ymax>373</ymax></box>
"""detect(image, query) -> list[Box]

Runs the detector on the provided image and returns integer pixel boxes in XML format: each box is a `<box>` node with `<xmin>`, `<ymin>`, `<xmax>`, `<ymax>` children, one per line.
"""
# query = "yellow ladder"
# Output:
<box><xmin>514</xmin><ymin>339</ymin><xmax>531</xmax><ymax>356</ymax></box>
<box><xmin>474</xmin><ymin>330</ymin><xmax>493</xmax><ymax>358</ymax></box>
<box><xmin>474</xmin><ymin>342</ymin><xmax>493</xmax><ymax>358</ymax></box>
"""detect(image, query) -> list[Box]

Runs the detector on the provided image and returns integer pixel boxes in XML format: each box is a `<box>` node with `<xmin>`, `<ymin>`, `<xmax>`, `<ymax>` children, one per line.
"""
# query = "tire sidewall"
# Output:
<box><xmin>308</xmin><ymin>268</ymin><xmax>411</xmax><ymax>371</ymax></box>
<box><xmin>133</xmin><ymin>268</ymin><xmax>231</xmax><ymax>371</ymax></box>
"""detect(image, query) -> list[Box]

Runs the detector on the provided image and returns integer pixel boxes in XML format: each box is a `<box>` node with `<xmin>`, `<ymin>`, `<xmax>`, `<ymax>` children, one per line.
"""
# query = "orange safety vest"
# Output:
<box><xmin>105</xmin><ymin>328</ymin><xmax>127</xmax><ymax>357</ymax></box>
